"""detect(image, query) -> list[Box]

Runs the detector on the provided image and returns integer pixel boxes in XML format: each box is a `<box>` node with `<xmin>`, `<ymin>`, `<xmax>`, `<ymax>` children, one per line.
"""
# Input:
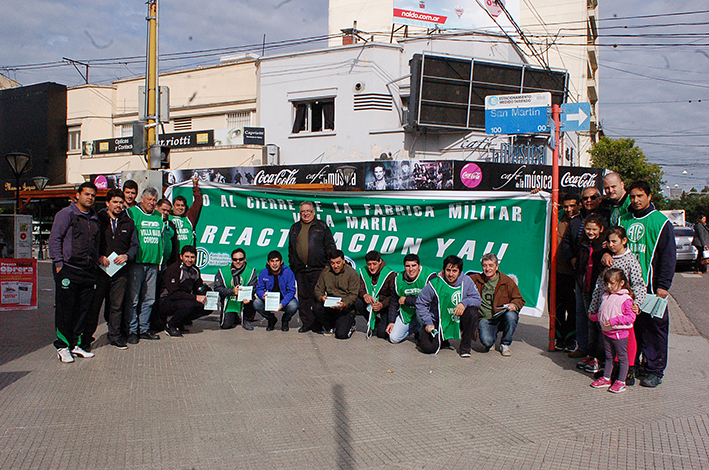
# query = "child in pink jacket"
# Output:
<box><xmin>588</xmin><ymin>268</ymin><xmax>636</xmax><ymax>393</ymax></box>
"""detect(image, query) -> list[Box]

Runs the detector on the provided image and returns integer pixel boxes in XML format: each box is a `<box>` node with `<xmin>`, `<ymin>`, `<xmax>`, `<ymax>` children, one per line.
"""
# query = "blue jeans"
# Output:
<box><xmin>389</xmin><ymin>313</ymin><xmax>421</xmax><ymax>344</ymax></box>
<box><xmin>479</xmin><ymin>310</ymin><xmax>519</xmax><ymax>348</ymax></box>
<box><xmin>253</xmin><ymin>297</ymin><xmax>299</xmax><ymax>324</ymax></box>
<box><xmin>125</xmin><ymin>263</ymin><xmax>158</xmax><ymax>334</ymax></box>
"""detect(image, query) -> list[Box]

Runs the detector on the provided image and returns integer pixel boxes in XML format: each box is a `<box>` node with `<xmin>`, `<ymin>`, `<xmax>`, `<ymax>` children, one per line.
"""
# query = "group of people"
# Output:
<box><xmin>556</xmin><ymin>172</ymin><xmax>676</xmax><ymax>391</ymax></box>
<box><xmin>48</xmin><ymin>173</ymin><xmax>676</xmax><ymax>393</ymax></box>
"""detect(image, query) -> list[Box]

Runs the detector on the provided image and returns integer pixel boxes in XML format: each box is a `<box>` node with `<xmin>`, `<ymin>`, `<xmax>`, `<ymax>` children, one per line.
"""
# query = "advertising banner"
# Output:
<box><xmin>393</xmin><ymin>0</ymin><xmax>520</xmax><ymax>30</ymax></box>
<box><xmin>455</xmin><ymin>162</ymin><xmax>602</xmax><ymax>193</ymax></box>
<box><xmin>0</xmin><ymin>258</ymin><xmax>37</xmax><ymax>311</ymax></box>
<box><xmin>83</xmin><ymin>130</ymin><xmax>214</xmax><ymax>156</ymax></box>
<box><xmin>168</xmin><ymin>182</ymin><xmax>551</xmax><ymax>316</ymax></box>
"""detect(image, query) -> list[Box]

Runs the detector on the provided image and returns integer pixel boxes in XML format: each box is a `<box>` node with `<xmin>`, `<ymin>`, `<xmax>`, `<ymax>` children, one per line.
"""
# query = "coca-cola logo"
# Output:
<box><xmin>253</xmin><ymin>169</ymin><xmax>299</xmax><ymax>186</ymax></box>
<box><xmin>561</xmin><ymin>172</ymin><xmax>597</xmax><ymax>188</ymax></box>
<box><xmin>460</xmin><ymin>163</ymin><xmax>483</xmax><ymax>188</ymax></box>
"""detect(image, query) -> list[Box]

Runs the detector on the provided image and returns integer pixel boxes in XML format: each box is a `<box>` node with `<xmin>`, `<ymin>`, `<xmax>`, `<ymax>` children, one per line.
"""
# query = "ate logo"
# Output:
<box><xmin>626</xmin><ymin>223</ymin><xmax>645</xmax><ymax>243</ymax></box>
<box><xmin>451</xmin><ymin>290</ymin><xmax>462</xmax><ymax>305</ymax></box>
<box><xmin>196</xmin><ymin>247</ymin><xmax>210</xmax><ymax>269</ymax></box>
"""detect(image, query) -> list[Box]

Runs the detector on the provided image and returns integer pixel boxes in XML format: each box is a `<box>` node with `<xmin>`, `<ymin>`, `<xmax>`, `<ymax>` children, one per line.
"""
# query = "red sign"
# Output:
<box><xmin>393</xmin><ymin>8</ymin><xmax>447</xmax><ymax>24</ymax></box>
<box><xmin>0</xmin><ymin>258</ymin><xmax>38</xmax><ymax>311</ymax></box>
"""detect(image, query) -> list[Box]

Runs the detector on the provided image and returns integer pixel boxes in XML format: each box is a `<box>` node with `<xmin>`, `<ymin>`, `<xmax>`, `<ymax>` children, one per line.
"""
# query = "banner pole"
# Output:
<box><xmin>549</xmin><ymin>105</ymin><xmax>561</xmax><ymax>351</ymax></box>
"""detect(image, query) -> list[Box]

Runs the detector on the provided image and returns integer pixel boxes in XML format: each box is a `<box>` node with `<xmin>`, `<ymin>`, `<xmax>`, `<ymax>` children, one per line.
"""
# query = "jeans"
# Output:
<box><xmin>253</xmin><ymin>297</ymin><xmax>299</xmax><ymax>324</ymax></box>
<box><xmin>389</xmin><ymin>314</ymin><xmax>421</xmax><ymax>344</ymax></box>
<box><xmin>478</xmin><ymin>309</ymin><xmax>519</xmax><ymax>348</ymax></box>
<box><xmin>125</xmin><ymin>263</ymin><xmax>158</xmax><ymax>335</ymax></box>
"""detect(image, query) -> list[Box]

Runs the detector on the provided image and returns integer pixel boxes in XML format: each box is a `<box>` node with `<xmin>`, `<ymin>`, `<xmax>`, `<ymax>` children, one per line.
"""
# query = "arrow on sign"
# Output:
<box><xmin>566</xmin><ymin>108</ymin><xmax>588</xmax><ymax>126</ymax></box>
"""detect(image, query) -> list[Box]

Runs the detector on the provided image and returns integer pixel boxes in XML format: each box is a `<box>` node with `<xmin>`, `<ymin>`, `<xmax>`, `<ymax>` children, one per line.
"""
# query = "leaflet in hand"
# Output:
<box><xmin>204</xmin><ymin>291</ymin><xmax>220</xmax><ymax>311</ymax></box>
<box><xmin>640</xmin><ymin>294</ymin><xmax>668</xmax><ymax>319</ymax></box>
<box><xmin>237</xmin><ymin>286</ymin><xmax>253</xmax><ymax>302</ymax></box>
<box><xmin>264</xmin><ymin>292</ymin><xmax>280</xmax><ymax>311</ymax></box>
<box><xmin>323</xmin><ymin>296</ymin><xmax>342</xmax><ymax>307</ymax></box>
<box><xmin>100</xmin><ymin>252</ymin><xmax>125</xmax><ymax>277</ymax></box>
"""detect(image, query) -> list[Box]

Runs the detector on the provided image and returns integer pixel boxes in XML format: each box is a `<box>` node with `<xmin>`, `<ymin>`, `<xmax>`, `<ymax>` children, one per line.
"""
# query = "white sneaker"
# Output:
<box><xmin>501</xmin><ymin>344</ymin><xmax>512</xmax><ymax>357</ymax></box>
<box><xmin>71</xmin><ymin>346</ymin><xmax>95</xmax><ymax>358</ymax></box>
<box><xmin>57</xmin><ymin>348</ymin><xmax>74</xmax><ymax>363</ymax></box>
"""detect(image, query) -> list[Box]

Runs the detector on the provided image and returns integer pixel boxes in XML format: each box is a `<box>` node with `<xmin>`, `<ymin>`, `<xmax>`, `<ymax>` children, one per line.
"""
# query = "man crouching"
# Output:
<box><xmin>160</xmin><ymin>245</ymin><xmax>207</xmax><ymax>337</ymax></box>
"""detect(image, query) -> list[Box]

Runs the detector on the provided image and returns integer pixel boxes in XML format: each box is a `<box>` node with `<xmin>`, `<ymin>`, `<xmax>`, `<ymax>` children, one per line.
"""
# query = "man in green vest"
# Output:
<box><xmin>125</xmin><ymin>187</ymin><xmax>163</xmax><ymax>343</ymax></box>
<box><xmin>416</xmin><ymin>255</ymin><xmax>481</xmax><ymax>356</ymax></box>
<box><xmin>170</xmin><ymin>177</ymin><xmax>202</xmax><ymax>252</ymax></box>
<box><xmin>355</xmin><ymin>250</ymin><xmax>397</xmax><ymax>339</ymax></box>
<box><xmin>618</xmin><ymin>180</ymin><xmax>676</xmax><ymax>388</ymax></box>
<box><xmin>214</xmin><ymin>248</ymin><xmax>258</xmax><ymax>330</ymax></box>
<box><xmin>604</xmin><ymin>172</ymin><xmax>630</xmax><ymax>226</ymax></box>
<box><xmin>386</xmin><ymin>253</ymin><xmax>436</xmax><ymax>344</ymax></box>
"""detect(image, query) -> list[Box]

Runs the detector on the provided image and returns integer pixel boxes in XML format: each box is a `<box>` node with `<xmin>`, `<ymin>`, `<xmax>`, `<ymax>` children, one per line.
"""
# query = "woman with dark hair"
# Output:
<box><xmin>692</xmin><ymin>215</ymin><xmax>709</xmax><ymax>273</ymax></box>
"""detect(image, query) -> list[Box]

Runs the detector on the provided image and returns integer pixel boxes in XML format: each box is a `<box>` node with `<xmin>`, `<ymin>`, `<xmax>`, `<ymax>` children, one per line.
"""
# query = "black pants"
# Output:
<box><xmin>635</xmin><ymin>310</ymin><xmax>669</xmax><ymax>378</ymax></box>
<box><xmin>295</xmin><ymin>269</ymin><xmax>323</xmax><ymax>330</ymax></box>
<box><xmin>160</xmin><ymin>297</ymin><xmax>207</xmax><ymax>329</ymax></box>
<box><xmin>54</xmin><ymin>266</ymin><xmax>96</xmax><ymax>350</ymax></box>
<box><xmin>85</xmin><ymin>268</ymin><xmax>128</xmax><ymax>345</ymax></box>
<box><xmin>555</xmin><ymin>273</ymin><xmax>576</xmax><ymax>345</ymax></box>
<box><xmin>313</xmin><ymin>302</ymin><xmax>355</xmax><ymax>339</ymax></box>
<box><xmin>354</xmin><ymin>298</ymin><xmax>388</xmax><ymax>339</ymax></box>
<box><xmin>418</xmin><ymin>306</ymin><xmax>475</xmax><ymax>354</ymax></box>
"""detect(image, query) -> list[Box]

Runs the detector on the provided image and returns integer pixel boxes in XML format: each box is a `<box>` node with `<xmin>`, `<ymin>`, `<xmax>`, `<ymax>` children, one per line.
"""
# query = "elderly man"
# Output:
<box><xmin>618</xmin><ymin>181</ymin><xmax>676</xmax><ymax>388</ymax></box>
<box><xmin>469</xmin><ymin>253</ymin><xmax>525</xmax><ymax>356</ymax></box>
<box><xmin>288</xmin><ymin>201</ymin><xmax>336</xmax><ymax>333</ymax></box>
<box><xmin>416</xmin><ymin>255</ymin><xmax>481</xmax><ymax>356</ymax></box>
<box><xmin>313</xmin><ymin>250</ymin><xmax>361</xmax><ymax>339</ymax></box>
<box><xmin>603</xmin><ymin>172</ymin><xmax>630</xmax><ymax>225</ymax></box>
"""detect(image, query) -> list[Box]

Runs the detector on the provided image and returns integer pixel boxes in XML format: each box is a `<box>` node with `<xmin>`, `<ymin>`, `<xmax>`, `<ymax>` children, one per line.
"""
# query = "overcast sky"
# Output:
<box><xmin>1</xmin><ymin>0</ymin><xmax>706</xmax><ymax>193</ymax></box>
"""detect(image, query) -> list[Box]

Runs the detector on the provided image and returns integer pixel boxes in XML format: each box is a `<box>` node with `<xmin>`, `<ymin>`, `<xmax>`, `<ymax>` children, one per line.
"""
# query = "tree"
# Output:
<box><xmin>588</xmin><ymin>136</ymin><xmax>664</xmax><ymax>198</ymax></box>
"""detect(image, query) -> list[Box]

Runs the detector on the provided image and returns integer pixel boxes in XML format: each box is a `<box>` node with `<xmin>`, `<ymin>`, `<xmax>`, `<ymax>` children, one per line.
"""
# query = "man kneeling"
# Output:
<box><xmin>313</xmin><ymin>250</ymin><xmax>360</xmax><ymax>338</ymax></box>
<box><xmin>469</xmin><ymin>253</ymin><xmax>525</xmax><ymax>356</ymax></box>
<box><xmin>160</xmin><ymin>245</ymin><xmax>207</xmax><ymax>337</ymax></box>
<box><xmin>416</xmin><ymin>255</ymin><xmax>481</xmax><ymax>356</ymax></box>
<box><xmin>254</xmin><ymin>251</ymin><xmax>299</xmax><ymax>331</ymax></box>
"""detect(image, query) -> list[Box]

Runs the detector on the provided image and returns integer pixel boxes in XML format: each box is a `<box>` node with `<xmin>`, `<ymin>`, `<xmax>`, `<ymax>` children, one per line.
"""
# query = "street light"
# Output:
<box><xmin>4</xmin><ymin>152</ymin><xmax>31</xmax><ymax>213</ymax></box>
<box><xmin>32</xmin><ymin>176</ymin><xmax>49</xmax><ymax>260</ymax></box>
<box><xmin>336</xmin><ymin>165</ymin><xmax>357</xmax><ymax>191</ymax></box>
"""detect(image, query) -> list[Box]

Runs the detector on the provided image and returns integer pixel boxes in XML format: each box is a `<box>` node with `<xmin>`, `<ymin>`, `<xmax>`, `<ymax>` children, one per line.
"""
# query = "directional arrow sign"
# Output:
<box><xmin>560</xmin><ymin>102</ymin><xmax>592</xmax><ymax>132</ymax></box>
<box><xmin>485</xmin><ymin>92</ymin><xmax>551</xmax><ymax>135</ymax></box>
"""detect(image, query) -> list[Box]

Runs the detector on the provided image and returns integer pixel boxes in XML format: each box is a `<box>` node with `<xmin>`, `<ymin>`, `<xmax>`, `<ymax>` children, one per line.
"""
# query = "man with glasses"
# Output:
<box><xmin>214</xmin><ymin>248</ymin><xmax>258</xmax><ymax>329</ymax></box>
<box><xmin>288</xmin><ymin>201</ymin><xmax>336</xmax><ymax>333</ymax></box>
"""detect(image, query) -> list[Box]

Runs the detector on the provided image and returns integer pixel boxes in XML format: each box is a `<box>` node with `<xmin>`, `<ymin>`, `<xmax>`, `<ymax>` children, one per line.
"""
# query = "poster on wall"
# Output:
<box><xmin>0</xmin><ymin>258</ymin><xmax>37</xmax><ymax>311</ymax></box>
<box><xmin>168</xmin><ymin>181</ymin><xmax>551</xmax><ymax>316</ymax></box>
<box><xmin>455</xmin><ymin>162</ymin><xmax>603</xmax><ymax>193</ymax></box>
<box><xmin>393</xmin><ymin>0</ymin><xmax>520</xmax><ymax>30</ymax></box>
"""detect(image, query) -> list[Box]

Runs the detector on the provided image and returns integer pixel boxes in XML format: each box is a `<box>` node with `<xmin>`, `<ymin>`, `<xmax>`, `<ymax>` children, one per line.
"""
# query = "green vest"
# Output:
<box><xmin>219</xmin><ymin>265</ymin><xmax>256</xmax><ymax>313</ymax></box>
<box><xmin>429</xmin><ymin>277</ymin><xmax>463</xmax><ymax>341</ymax></box>
<box><xmin>610</xmin><ymin>196</ymin><xmax>631</xmax><ymax>226</ymax></box>
<box><xmin>619</xmin><ymin>209</ymin><xmax>670</xmax><ymax>292</ymax></box>
<box><xmin>128</xmin><ymin>206</ymin><xmax>164</xmax><ymax>265</ymax></box>
<box><xmin>162</xmin><ymin>220</ymin><xmax>175</xmax><ymax>264</ymax></box>
<box><xmin>359</xmin><ymin>266</ymin><xmax>393</xmax><ymax>330</ymax></box>
<box><xmin>395</xmin><ymin>266</ymin><xmax>434</xmax><ymax>324</ymax></box>
<box><xmin>169</xmin><ymin>214</ymin><xmax>195</xmax><ymax>250</ymax></box>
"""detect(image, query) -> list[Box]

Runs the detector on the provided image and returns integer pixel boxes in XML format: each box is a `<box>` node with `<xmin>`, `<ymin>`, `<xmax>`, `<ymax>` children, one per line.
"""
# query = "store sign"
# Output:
<box><xmin>84</xmin><ymin>130</ymin><xmax>214</xmax><ymax>156</ymax></box>
<box><xmin>0</xmin><ymin>258</ymin><xmax>37</xmax><ymax>311</ymax></box>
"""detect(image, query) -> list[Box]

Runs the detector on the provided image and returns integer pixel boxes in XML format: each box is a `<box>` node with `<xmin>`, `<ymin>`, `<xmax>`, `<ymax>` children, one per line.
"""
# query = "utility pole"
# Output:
<box><xmin>145</xmin><ymin>0</ymin><xmax>160</xmax><ymax>169</ymax></box>
<box><xmin>548</xmin><ymin>104</ymin><xmax>561</xmax><ymax>351</ymax></box>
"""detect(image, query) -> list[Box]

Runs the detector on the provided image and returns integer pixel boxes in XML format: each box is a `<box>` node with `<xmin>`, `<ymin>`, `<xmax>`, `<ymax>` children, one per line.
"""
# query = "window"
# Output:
<box><xmin>292</xmin><ymin>99</ymin><xmax>334</xmax><ymax>134</ymax></box>
<box><xmin>68</xmin><ymin>129</ymin><xmax>81</xmax><ymax>151</ymax></box>
<box><xmin>226</xmin><ymin>111</ymin><xmax>252</xmax><ymax>128</ymax></box>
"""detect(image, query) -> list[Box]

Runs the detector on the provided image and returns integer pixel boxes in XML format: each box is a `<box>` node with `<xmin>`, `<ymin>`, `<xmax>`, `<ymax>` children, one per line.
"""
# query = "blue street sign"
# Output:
<box><xmin>485</xmin><ymin>93</ymin><xmax>551</xmax><ymax>135</ymax></box>
<box><xmin>560</xmin><ymin>102</ymin><xmax>592</xmax><ymax>132</ymax></box>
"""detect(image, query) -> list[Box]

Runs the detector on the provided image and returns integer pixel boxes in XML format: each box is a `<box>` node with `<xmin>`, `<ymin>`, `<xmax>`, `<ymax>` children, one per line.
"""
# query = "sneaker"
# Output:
<box><xmin>576</xmin><ymin>356</ymin><xmax>593</xmax><ymax>370</ymax></box>
<box><xmin>323</xmin><ymin>328</ymin><xmax>335</xmax><ymax>337</ymax></box>
<box><xmin>110</xmin><ymin>339</ymin><xmax>128</xmax><ymax>350</ymax></box>
<box><xmin>71</xmin><ymin>346</ymin><xmax>95</xmax><ymax>358</ymax></box>
<box><xmin>297</xmin><ymin>325</ymin><xmax>310</xmax><ymax>333</ymax></box>
<box><xmin>609</xmin><ymin>381</ymin><xmax>627</xmax><ymax>393</ymax></box>
<box><xmin>564</xmin><ymin>340</ymin><xmax>577</xmax><ymax>353</ymax></box>
<box><xmin>590</xmin><ymin>377</ymin><xmax>611</xmax><ymax>388</ymax></box>
<box><xmin>568</xmin><ymin>349</ymin><xmax>585</xmax><ymax>358</ymax></box>
<box><xmin>139</xmin><ymin>331</ymin><xmax>160</xmax><ymax>340</ymax></box>
<box><xmin>554</xmin><ymin>340</ymin><xmax>565</xmax><ymax>352</ymax></box>
<box><xmin>165</xmin><ymin>325</ymin><xmax>183</xmax><ymax>338</ymax></box>
<box><xmin>127</xmin><ymin>333</ymin><xmax>139</xmax><ymax>344</ymax></box>
<box><xmin>57</xmin><ymin>348</ymin><xmax>74</xmax><ymax>363</ymax></box>
<box><xmin>242</xmin><ymin>321</ymin><xmax>254</xmax><ymax>331</ymax></box>
<box><xmin>640</xmin><ymin>374</ymin><xmax>663</xmax><ymax>388</ymax></box>
<box><xmin>500</xmin><ymin>344</ymin><xmax>511</xmax><ymax>356</ymax></box>
<box><xmin>459</xmin><ymin>350</ymin><xmax>471</xmax><ymax>358</ymax></box>
<box><xmin>583</xmin><ymin>358</ymin><xmax>600</xmax><ymax>373</ymax></box>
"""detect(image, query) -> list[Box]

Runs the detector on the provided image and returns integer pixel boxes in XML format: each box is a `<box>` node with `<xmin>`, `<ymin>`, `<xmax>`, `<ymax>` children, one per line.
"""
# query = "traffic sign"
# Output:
<box><xmin>560</xmin><ymin>102</ymin><xmax>591</xmax><ymax>132</ymax></box>
<box><xmin>485</xmin><ymin>92</ymin><xmax>551</xmax><ymax>135</ymax></box>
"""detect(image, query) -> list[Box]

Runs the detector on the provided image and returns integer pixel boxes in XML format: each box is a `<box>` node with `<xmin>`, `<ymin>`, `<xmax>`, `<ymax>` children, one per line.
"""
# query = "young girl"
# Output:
<box><xmin>588</xmin><ymin>226</ymin><xmax>646</xmax><ymax>385</ymax></box>
<box><xmin>589</xmin><ymin>268</ymin><xmax>636</xmax><ymax>393</ymax></box>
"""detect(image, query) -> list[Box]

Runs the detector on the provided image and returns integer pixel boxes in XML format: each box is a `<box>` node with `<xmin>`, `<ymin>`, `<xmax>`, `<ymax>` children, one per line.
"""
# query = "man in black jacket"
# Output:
<box><xmin>160</xmin><ymin>245</ymin><xmax>207</xmax><ymax>337</ymax></box>
<box><xmin>86</xmin><ymin>189</ymin><xmax>138</xmax><ymax>350</ymax></box>
<box><xmin>288</xmin><ymin>201</ymin><xmax>336</xmax><ymax>333</ymax></box>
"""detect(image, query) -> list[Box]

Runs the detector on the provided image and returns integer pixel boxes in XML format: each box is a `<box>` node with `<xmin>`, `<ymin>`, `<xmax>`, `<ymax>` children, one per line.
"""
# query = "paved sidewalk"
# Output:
<box><xmin>1</xmin><ymin>262</ymin><xmax>708</xmax><ymax>469</ymax></box>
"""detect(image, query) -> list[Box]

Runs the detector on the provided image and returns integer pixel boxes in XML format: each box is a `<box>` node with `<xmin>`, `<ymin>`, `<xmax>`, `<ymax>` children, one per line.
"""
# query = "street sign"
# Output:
<box><xmin>485</xmin><ymin>92</ymin><xmax>551</xmax><ymax>135</ymax></box>
<box><xmin>560</xmin><ymin>102</ymin><xmax>591</xmax><ymax>132</ymax></box>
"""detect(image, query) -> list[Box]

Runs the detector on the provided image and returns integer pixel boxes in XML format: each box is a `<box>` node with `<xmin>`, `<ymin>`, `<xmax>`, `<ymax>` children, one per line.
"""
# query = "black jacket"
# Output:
<box><xmin>97</xmin><ymin>208</ymin><xmax>139</xmax><ymax>262</ymax></box>
<box><xmin>160</xmin><ymin>261</ymin><xmax>204</xmax><ymax>301</ymax></box>
<box><xmin>559</xmin><ymin>207</ymin><xmax>610</xmax><ymax>264</ymax></box>
<box><xmin>287</xmin><ymin>218</ymin><xmax>336</xmax><ymax>274</ymax></box>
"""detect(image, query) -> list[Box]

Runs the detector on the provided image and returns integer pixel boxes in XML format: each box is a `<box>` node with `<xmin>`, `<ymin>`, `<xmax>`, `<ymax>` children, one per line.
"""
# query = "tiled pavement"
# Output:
<box><xmin>1</xmin><ymin>262</ymin><xmax>708</xmax><ymax>469</ymax></box>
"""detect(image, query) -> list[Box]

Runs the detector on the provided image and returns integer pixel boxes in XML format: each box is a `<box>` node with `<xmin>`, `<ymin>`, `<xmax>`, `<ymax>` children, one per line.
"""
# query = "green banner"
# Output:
<box><xmin>168</xmin><ymin>182</ymin><xmax>550</xmax><ymax>316</ymax></box>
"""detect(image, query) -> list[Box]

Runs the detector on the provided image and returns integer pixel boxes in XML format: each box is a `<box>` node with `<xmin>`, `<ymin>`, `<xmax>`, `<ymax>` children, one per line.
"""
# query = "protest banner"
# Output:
<box><xmin>168</xmin><ymin>182</ymin><xmax>551</xmax><ymax>316</ymax></box>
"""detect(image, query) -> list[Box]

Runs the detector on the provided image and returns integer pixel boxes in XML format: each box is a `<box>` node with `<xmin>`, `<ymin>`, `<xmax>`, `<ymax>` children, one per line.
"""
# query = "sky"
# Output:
<box><xmin>1</xmin><ymin>0</ymin><xmax>706</xmax><ymax>194</ymax></box>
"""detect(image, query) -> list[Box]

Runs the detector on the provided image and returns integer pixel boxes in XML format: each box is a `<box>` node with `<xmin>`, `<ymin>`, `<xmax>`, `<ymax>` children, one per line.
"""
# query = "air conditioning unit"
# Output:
<box><xmin>214</xmin><ymin>126</ymin><xmax>244</xmax><ymax>146</ymax></box>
